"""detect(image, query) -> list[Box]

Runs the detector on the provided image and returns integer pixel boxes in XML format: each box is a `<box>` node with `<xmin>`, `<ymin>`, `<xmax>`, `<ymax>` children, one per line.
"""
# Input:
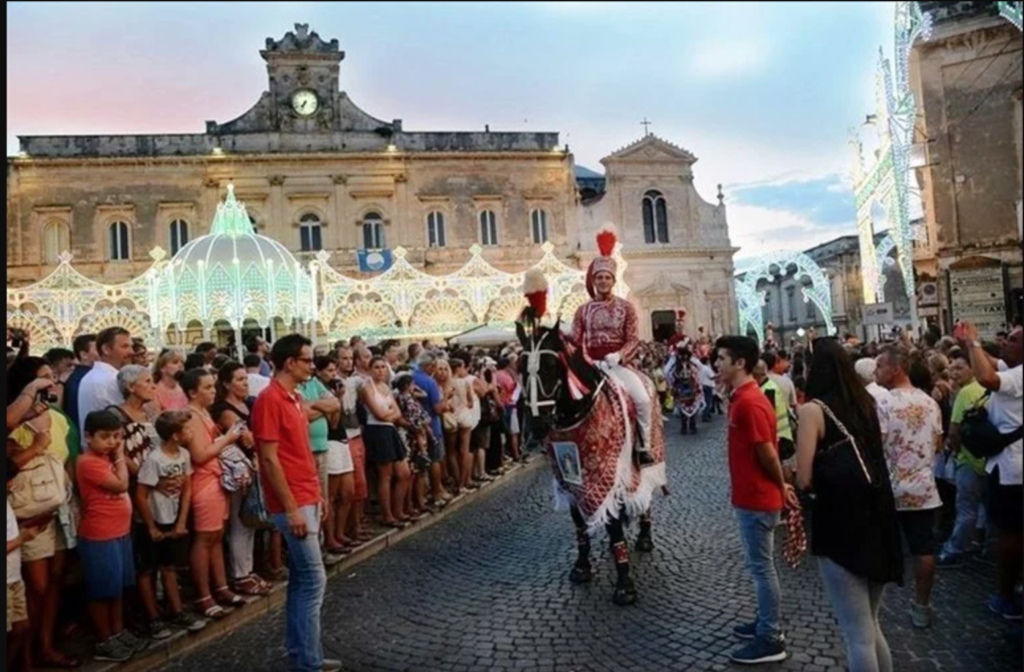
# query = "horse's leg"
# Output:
<box><xmin>568</xmin><ymin>504</ymin><xmax>593</xmax><ymax>584</ymax></box>
<box><xmin>607</xmin><ymin>509</ymin><xmax>637</xmax><ymax>606</ymax></box>
<box><xmin>636</xmin><ymin>508</ymin><xmax>654</xmax><ymax>553</ymax></box>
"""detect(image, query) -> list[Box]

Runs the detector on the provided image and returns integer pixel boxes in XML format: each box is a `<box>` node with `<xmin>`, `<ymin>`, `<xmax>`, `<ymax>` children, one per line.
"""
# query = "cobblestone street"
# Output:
<box><xmin>159</xmin><ymin>419</ymin><xmax>1021</xmax><ymax>672</ymax></box>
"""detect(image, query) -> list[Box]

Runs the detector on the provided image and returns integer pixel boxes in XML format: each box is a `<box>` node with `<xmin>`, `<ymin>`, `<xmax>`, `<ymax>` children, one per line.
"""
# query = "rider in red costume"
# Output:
<box><xmin>571</xmin><ymin>225</ymin><xmax>655</xmax><ymax>463</ymax></box>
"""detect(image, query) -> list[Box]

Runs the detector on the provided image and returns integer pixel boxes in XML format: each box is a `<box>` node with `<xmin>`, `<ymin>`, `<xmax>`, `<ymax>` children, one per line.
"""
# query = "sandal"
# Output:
<box><xmin>381</xmin><ymin>520</ymin><xmax>410</xmax><ymax>530</ymax></box>
<box><xmin>196</xmin><ymin>597</ymin><xmax>230</xmax><ymax>620</ymax></box>
<box><xmin>214</xmin><ymin>586</ymin><xmax>245</xmax><ymax>607</ymax></box>
<box><xmin>233</xmin><ymin>575</ymin><xmax>270</xmax><ymax>597</ymax></box>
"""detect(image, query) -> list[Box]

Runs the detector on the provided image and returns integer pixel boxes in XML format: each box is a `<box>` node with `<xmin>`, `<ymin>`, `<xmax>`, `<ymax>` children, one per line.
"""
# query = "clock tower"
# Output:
<box><xmin>261</xmin><ymin>23</ymin><xmax>341</xmax><ymax>133</ymax></box>
<box><xmin>206</xmin><ymin>23</ymin><xmax>398</xmax><ymax>138</ymax></box>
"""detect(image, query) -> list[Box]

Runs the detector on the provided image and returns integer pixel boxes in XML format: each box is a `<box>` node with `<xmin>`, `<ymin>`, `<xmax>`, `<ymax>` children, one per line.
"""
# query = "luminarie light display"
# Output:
<box><xmin>735</xmin><ymin>250</ymin><xmax>836</xmax><ymax>345</ymax></box>
<box><xmin>850</xmin><ymin>1</ymin><xmax>931</xmax><ymax>327</ymax></box>
<box><xmin>7</xmin><ymin>187</ymin><xmax>626</xmax><ymax>351</ymax></box>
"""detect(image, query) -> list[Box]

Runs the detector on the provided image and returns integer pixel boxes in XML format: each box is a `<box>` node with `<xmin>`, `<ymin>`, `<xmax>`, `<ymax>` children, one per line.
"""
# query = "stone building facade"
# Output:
<box><xmin>912</xmin><ymin>1</ymin><xmax>1024</xmax><ymax>330</ymax></box>
<box><xmin>577</xmin><ymin>135</ymin><xmax>738</xmax><ymax>341</ymax></box>
<box><xmin>7</xmin><ymin>24</ymin><xmax>736</xmax><ymax>343</ymax></box>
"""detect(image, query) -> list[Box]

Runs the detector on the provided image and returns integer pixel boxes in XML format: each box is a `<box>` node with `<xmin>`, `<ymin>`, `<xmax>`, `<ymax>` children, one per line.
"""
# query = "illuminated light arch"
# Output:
<box><xmin>851</xmin><ymin>1</ymin><xmax>931</xmax><ymax>322</ymax></box>
<box><xmin>410</xmin><ymin>297</ymin><xmax>476</xmax><ymax>333</ymax></box>
<box><xmin>485</xmin><ymin>293</ymin><xmax>527</xmax><ymax>325</ymax></box>
<box><xmin>5</xmin><ymin>310</ymin><xmax>63</xmax><ymax>348</ymax></box>
<box><xmin>734</xmin><ymin>250</ymin><xmax>836</xmax><ymax>345</ymax></box>
<box><xmin>330</xmin><ymin>302</ymin><xmax>399</xmax><ymax>338</ymax></box>
<box><xmin>76</xmin><ymin>306</ymin><xmax>153</xmax><ymax>339</ymax></box>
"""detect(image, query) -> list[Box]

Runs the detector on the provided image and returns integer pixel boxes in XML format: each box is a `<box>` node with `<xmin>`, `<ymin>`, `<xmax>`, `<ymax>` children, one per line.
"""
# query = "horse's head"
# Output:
<box><xmin>515</xmin><ymin>312</ymin><xmax>566</xmax><ymax>423</ymax></box>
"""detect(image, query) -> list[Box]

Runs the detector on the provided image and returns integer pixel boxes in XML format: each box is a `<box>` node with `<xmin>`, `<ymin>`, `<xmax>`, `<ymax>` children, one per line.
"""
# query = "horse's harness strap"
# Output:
<box><xmin>526</xmin><ymin>339</ymin><xmax>562</xmax><ymax>416</ymax></box>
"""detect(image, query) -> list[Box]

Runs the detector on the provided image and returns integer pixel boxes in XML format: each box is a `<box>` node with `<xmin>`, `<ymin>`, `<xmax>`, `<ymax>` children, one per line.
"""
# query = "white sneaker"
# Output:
<box><xmin>911</xmin><ymin>602</ymin><xmax>932</xmax><ymax>629</ymax></box>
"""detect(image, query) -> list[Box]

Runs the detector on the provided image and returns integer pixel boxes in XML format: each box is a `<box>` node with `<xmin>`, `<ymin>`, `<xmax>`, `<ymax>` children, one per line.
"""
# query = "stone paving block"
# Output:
<box><xmin>155</xmin><ymin>424</ymin><xmax>1022</xmax><ymax>672</ymax></box>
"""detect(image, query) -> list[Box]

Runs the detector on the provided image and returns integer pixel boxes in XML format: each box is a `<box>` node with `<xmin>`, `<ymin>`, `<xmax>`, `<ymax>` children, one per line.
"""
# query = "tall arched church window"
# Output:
<box><xmin>642</xmin><ymin>190</ymin><xmax>669</xmax><ymax>244</ymax></box>
<box><xmin>109</xmin><ymin>221</ymin><xmax>130</xmax><ymax>261</ymax></box>
<box><xmin>299</xmin><ymin>213</ymin><xmax>323</xmax><ymax>252</ymax></box>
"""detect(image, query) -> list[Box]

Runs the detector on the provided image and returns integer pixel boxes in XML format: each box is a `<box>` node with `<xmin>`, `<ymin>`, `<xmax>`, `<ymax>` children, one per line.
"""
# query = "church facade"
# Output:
<box><xmin>7</xmin><ymin>23</ymin><xmax>736</xmax><ymax>343</ymax></box>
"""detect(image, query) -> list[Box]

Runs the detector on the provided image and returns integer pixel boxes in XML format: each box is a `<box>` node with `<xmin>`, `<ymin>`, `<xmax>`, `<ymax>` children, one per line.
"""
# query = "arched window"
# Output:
<box><xmin>804</xmin><ymin>286</ymin><xmax>816</xmax><ymax>320</ymax></box>
<box><xmin>299</xmin><ymin>213</ymin><xmax>323</xmax><ymax>251</ymax></box>
<box><xmin>642</xmin><ymin>190</ymin><xmax>669</xmax><ymax>244</ymax></box>
<box><xmin>109</xmin><ymin>221</ymin><xmax>130</xmax><ymax>261</ymax></box>
<box><xmin>479</xmin><ymin>210</ymin><xmax>498</xmax><ymax>246</ymax></box>
<box><xmin>362</xmin><ymin>212</ymin><xmax>385</xmax><ymax>250</ymax></box>
<box><xmin>42</xmin><ymin>221</ymin><xmax>70</xmax><ymax>264</ymax></box>
<box><xmin>169</xmin><ymin>219</ymin><xmax>189</xmax><ymax>255</ymax></box>
<box><xmin>427</xmin><ymin>211</ymin><xmax>446</xmax><ymax>248</ymax></box>
<box><xmin>248</xmin><ymin>214</ymin><xmax>259</xmax><ymax>233</ymax></box>
<box><xmin>531</xmin><ymin>209</ymin><xmax>549</xmax><ymax>245</ymax></box>
<box><xmin>786</xmin><ymin>287</ymin><xmax>797</xmax><ymax>322</ymax></box>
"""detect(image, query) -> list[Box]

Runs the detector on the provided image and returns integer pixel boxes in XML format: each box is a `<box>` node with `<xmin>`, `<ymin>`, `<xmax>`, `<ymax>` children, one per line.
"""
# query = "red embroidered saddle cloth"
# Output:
<box><xmin>546</xmin><ymin>370</ymin><xmax>666</xmax><ymax>526</ymax></box>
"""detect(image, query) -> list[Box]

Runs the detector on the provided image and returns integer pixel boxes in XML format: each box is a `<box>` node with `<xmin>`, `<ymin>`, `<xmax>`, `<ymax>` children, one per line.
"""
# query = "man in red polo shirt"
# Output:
<box><xmin>251</xmin><ymin>334</ymin><xmax>341</xmax><ymax>672</ymax></box>
<box><xmin>715</xmin><ymin>335</ymin><xmax>799</xmax><ymax>666</ymax></box>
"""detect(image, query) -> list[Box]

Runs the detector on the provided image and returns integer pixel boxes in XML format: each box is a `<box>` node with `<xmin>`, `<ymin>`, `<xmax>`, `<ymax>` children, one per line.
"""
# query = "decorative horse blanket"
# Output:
<box><xmin>546</xmin><ymin>370</ymin><xmax>666</xmax><ymax>530</ymax></box>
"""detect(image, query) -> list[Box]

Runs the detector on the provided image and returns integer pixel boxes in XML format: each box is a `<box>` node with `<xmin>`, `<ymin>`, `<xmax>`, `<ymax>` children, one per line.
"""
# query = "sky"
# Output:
<box><xmin>6</xmin><ymin>1</ymin><xmax>897</xmax><ymax>262</ymax></box>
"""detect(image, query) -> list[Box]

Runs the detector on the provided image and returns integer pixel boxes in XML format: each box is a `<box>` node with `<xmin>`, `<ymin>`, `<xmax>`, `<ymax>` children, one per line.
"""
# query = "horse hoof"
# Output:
<box><xmin>612</xmin><ymin>581</ymin><xmax>638</xmax><ymax>606</ymax></box>
<box><xmin>635</xmin><ymin>535</ymin><xmax>654</xmax><ymax>553</ymax></box>
<box><xmin>569</xmin><ymin>565</ymin><xmax>593</xmax><ymax>584</ymax></box>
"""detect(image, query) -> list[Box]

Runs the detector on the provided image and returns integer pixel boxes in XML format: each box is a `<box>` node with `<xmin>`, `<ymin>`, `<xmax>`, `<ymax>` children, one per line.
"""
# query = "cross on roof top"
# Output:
<box><xmin>641</xmin><ymin>118</ymin><xmax>652</xmax><ymax>136</ymax></box>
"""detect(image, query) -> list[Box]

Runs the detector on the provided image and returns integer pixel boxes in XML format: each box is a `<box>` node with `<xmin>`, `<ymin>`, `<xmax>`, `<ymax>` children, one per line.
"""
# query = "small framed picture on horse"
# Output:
<box><xmin>553</xmin><ymin>442</ymin><xmax>583</xmax><ymax>486</ymax></box>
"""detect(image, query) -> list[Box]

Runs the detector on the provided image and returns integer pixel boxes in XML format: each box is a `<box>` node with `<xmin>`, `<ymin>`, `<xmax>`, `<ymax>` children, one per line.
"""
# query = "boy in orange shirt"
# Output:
<box><xmin>77</xmin><ymin>410</ymin><xmax>144</xmax><ymax>663</ymax></box>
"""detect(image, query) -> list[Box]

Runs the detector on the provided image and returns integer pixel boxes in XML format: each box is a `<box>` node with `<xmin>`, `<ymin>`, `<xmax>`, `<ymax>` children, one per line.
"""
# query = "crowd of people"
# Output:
<box><xmin>5</xmin><ymin>327</ymin><xmax>534</xmax><ymax>669</ymax></box>
<box><xmin>713</xmin><ymin>322</ymin><xmax>1022</xmax><ymax>669</ymax></box>
<box><xmin>5</xmin><ymin>318</ymin><xmax>1021</xmax><ymax>672</ymax></box>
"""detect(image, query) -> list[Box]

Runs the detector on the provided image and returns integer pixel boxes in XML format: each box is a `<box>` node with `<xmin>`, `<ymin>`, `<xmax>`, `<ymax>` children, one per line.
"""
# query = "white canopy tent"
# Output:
<box><xmin>448</xmin><ymin>325</ymin><xmax>517</xmax><ymax>347</ymax></box>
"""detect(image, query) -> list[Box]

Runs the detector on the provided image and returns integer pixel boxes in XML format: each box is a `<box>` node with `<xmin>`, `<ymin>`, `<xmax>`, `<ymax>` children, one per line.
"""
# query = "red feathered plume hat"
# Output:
<box><xmin>521</xmin><ymin>268</ymin><xmax>548</xmax><ymax>322</ymax></box>
<box><xmin>586</xmin><ymin>224</ymin><xmax>619</xmax><ymax>298</ymax></box>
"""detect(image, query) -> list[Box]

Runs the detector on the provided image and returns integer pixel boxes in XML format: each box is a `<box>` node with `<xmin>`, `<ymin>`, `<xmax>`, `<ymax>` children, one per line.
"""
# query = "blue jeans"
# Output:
<box><xmin>818</xmin><ymin>557</ymin><xmax>892</xmax><ymax>672</ymax></box>
<box><xmin>735</xmin><ymin>508</ymin><xmax>783</xmax><ymax>641</ymax></box>
<box><xmin>272</xmin><ymin>505</ymin><xmax>327</xmax><ymax>672</ymax></box>
<box><xmin>941</xmin><ymin>463</ymin><xmax>987</xmax><ymax>558</ymax></box>
<box><xmin>702</xmin><ymin>386</ymin><xmax>714</xmax><ymax>420</ymax></box>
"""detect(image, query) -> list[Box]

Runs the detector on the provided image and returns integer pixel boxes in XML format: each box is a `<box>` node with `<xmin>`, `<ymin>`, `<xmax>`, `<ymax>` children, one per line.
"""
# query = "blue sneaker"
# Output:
<box><xmin>732</xmin><ymin>621</ymin><xmax>757</xmax><ymax>639</ymax></box>
<box><xmin>730</xmin><ymin>637</ymin><xmax>788</xmax><ymax>665</ymax></box>
<box><xmin>988</xmin><ymin>595</ymin><xmax>1023</xmax><ymax>621</ymax></box>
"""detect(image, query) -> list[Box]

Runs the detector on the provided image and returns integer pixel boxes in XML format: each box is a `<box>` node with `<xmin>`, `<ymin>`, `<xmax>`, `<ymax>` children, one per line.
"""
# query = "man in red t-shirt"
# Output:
<box><xmin>715</xmin><ymin>336</ymin><xmax>799</xmax><ymax>665</ymax></box>
<box><xmin>251</xmin><ymin>334</ymin><xmax>341</xmax><ymax>672</ymax></box>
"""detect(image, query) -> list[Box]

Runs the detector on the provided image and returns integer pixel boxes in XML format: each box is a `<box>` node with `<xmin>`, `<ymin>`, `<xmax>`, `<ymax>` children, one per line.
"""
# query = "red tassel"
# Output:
<box><xmin>526</xmin><ymin>291</ymin><xmax>547</xmax><ymax>319</ymax></box>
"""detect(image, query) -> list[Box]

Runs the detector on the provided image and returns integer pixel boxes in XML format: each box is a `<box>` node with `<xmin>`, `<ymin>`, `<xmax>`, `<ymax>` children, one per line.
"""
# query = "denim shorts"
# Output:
<box><xmin>78</xmin><ymin>535</ymin><xmax>136</xmax><ymax>600</ymax></box>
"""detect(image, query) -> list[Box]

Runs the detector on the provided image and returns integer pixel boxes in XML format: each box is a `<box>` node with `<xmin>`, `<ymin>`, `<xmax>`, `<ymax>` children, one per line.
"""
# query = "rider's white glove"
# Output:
<box><xmin>604</xmin><ymin>352</ymin><xmax>621</xmax><ymax>367</ymax></box>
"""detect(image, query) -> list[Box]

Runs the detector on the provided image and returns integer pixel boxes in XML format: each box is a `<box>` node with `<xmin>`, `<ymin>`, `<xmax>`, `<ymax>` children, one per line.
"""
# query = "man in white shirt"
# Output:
<box><xmin>699</xmin><ymin>357</ymin><xmax>717</xmax><ymax>422</ymax></box>
<box><xmin>855</xmin><ymin>357</ymin><xmax>893</xmax><ymax>431</ymax></box>
<box><xmin>245</xmin><ymin>354</ymin><xmax>271</xmax><ymax>398</ymax></box>
<box><xmin>76</xmin><ymin>327</ymin><xmax>133</xmax><ymax>436</ymax></box>
<box><xmin>959</xmin><ymin>321</ymin><xmax>1023</xmax><ymax>621</ymax></box>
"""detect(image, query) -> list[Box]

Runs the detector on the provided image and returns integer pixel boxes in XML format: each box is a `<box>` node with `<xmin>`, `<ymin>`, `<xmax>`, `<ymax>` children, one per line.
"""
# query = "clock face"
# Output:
<box><xmin>291</xmin><ymin>90</ymin><xmax>319</xmax><ymax>116</ymax></box>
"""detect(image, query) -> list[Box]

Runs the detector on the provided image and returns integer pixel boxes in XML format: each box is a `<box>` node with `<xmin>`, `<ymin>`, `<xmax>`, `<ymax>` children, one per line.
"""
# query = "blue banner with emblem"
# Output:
<box><xmin>357</xmin><ymin>249</ymin><xmax>393</xmax><ymax>273</ymax></box>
